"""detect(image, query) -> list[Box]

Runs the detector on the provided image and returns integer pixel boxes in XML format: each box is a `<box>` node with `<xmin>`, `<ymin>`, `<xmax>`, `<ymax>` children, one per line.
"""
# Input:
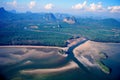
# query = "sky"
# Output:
<box><xmin>0</xmin><ymin>0</ymin><xmax>120</xmax><ymax>17</ymax></box>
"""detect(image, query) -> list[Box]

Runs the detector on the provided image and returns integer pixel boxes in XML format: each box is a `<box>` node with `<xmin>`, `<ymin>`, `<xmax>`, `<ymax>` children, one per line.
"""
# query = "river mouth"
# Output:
<box><xmin>0</xmin><ymin>40</ymin><xmax>120</xmax><ymax>80</ymax></box>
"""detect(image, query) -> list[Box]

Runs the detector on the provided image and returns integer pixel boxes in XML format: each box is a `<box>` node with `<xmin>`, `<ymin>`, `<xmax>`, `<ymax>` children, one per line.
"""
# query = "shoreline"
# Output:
<box><xmin>0</xmin><ymin>39</ymin><xmax>116</xmax><ymax>75</ymax></box>
<box><xmin>0</xmin><ymin>37</ymin><xmax>86</xmax><ymax>75</ymax></box>
<box><xmin>0</xmin><ymin>45</ymin><xmax>64</xmax><ymax>49</ymax></box>
<box><xmin>0</xmin><ymin>41</ymin><xmax>119</xmax><ymax>48</ymax></box>
<box><xmin>20</xmin><ymin>61</ymin><xmax>78</xmax><ymax>75</ymax></box>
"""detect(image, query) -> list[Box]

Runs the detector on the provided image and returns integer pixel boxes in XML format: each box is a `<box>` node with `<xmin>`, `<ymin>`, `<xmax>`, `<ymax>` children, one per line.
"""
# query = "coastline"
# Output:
<box><xmin>1</xmin><ymin>38</ymin><xmax>118</xmax><ymax>75</ymax></box>
<box><xmin>20</xmin><ymin>61</ymin><xmax>78</xmax><ymax>75</ymax></box>
<box><xmin>0</xmin><ymin>45</ymin><xmax>63</xmax><ymax>49</ymax></box>
<box><xmin>0</xmin><ymin>37</ymin><xmax>87</xmax><ymax>75</ymax></box>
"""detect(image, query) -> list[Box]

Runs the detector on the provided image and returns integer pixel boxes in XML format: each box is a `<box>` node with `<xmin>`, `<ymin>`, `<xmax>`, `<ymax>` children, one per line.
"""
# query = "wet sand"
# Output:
<box><xmin>20</xmin><ymin>61</ymin><xmax>78</xmax><ymax>75</ymax></box>
<box><xmin>1</xmin><ymin>39</ymin><xmax>120</xmax><ymax>75</ymax></box>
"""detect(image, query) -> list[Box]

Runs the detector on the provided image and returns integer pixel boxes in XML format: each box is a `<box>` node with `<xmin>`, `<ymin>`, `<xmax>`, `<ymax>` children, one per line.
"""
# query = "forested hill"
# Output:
<box><xmin>76</xmin><ymin>18</ymin><xmax>120</xmax><ymax>29</ymax></box>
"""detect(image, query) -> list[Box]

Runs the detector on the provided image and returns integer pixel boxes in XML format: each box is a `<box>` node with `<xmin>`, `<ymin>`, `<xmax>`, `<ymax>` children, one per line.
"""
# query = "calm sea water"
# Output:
<box><xmin>102</xmin><ymin>52</ymin><xmax>120</xmax><ymax>80</ymax></box>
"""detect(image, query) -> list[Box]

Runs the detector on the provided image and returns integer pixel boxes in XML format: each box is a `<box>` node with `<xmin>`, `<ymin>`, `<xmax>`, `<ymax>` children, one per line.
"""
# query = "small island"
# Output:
<box><xmin>96</xmin><ymin>52</ymin><xmax>110</xmax><ymax>74</ymax></box>
<box><xmin>96</xmin><ymin>60</ymin><xmax>110</xmax><ymax>74</ymax></box>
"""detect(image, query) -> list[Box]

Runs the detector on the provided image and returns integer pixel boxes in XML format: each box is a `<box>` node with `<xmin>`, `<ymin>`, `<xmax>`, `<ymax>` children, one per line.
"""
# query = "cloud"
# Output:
<box><xmin>6</xmin><ymin>0</ymin><xmax>17</xmax><ymax>7</ymax></box>
<box><xmin>72</xmin><ymin>1</ymin><xmax>87</xmax><ymax>10</ymax></box>
<box><xmin>44</xmin><ymin>3</ymin><xmax>54</xmax><ymax>10</ymax></box>
<box><xmin>88</xmin><ymin>2</ymin><xmax>104</xmax><ymax>12</ymax></box>
<box><xmin>108</xmin><ymin>6</ymin><xmax>120</xmax><ymax>13</ymax></box>
<box><xmin>72</xmin><ymin>1</ymin><xmax>105</xmax><ymax>12</ymax></box>
<box><xmin>29</xmin><ymin>1</ymin><xmax>36</xmax><ymax>9</ymax></box>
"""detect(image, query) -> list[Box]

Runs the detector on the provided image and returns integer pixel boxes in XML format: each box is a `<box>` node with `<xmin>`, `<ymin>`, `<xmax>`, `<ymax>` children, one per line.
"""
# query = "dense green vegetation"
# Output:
<box><xmin>0</xmin><ymin>23</ymin><xmax>71</xmax><ymax>46</ymax></box>
<box><xmin>0</xmin><ymin>19</ymin><xmax>120</xmax><ymax>47</ymax></box>
<box><xmin>96</xmin><ymin>60</ymin><xmax>110</xmax><ymax>74</ymax></box>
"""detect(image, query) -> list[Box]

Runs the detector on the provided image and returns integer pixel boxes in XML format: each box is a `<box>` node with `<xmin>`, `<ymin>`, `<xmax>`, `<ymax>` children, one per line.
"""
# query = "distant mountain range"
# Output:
<box><xmin>0</xmin><ymin>7</ymin><xmax>14</xmax><ymax>20</ymax></box>
<box><xmin>0</xmin><ymin>7</ymin><xmax>77</xmax><ymax>23</ymax></box>
<box><xmin>0</xmin><ymin>7</ymin><xmax>120</xmax><ymax>27</ymax></box>
<box><xmin>0</xmin><ymin>7</ymin><xmax>57</xmax><ymax>21</ymax></box>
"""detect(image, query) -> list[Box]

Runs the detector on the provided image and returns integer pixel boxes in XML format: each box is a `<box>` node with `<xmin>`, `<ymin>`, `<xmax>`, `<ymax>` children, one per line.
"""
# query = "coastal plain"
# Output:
<box><xmin>0</xmin><ymin>39</ymin><xmax>120</xmax><ymax>80</ymax></box>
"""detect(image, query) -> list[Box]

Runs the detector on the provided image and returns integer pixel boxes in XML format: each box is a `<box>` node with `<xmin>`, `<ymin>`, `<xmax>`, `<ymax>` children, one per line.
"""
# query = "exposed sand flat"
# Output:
<box><xmin>0</xmin><ymin>46</ymin><xmax>67</xmax><ymax>65</ymax></box>
<box><xmin>77</xmin><ymin>55</ymin><xmax>97</xmax><ymax>67</ymax></box>
<box><xmin>67</xmin><ymin>37</ymin><xmax>86</xmax><ymax>47</ymax></box>
<box><xmin>1</xmin><ymin>39</ymin><xmax>120</xmax><ymax>75</ymax></box>
<box><xmin>73</xmin><ymin>40</ymin><xmax>120</xmax><ymax>73</ymax></box>
<box><xmin>20</xmin><ymin>61</ymin><xmax>78</xmax><ymax>75</ymax></box>
<box><xmin>22</xmin><ymin>60</ymin><xmax>33</xmax><ymax>65</ymax></box>
<box><xmin>0</xmin><ymin>45</ymin><xmax>79</xmax><ymax>75</ymax></box>
<box><xmin>74</xmin><ymin>40</ymin><xmax>120</xmax><ymax>57</ymax></box>
<box><xmin>0</xmin><ymin>45</ymin><xmax>62</xmax><ymax>49</ymax></box>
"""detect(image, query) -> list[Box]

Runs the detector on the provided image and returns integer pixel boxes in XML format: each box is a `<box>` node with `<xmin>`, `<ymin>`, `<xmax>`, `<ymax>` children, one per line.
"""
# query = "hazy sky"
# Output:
<box><xmin>0</xmin><ymin>0</ymin><xmax>120</xmax><ymax>17</ymax></box>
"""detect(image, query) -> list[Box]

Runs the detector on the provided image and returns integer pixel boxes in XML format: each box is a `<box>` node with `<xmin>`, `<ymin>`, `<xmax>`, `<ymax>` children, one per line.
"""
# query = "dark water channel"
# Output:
<box><xmin>0</xmin><ymin>40</ymin><xmax>120</xmax><ymax>80</ymax></box>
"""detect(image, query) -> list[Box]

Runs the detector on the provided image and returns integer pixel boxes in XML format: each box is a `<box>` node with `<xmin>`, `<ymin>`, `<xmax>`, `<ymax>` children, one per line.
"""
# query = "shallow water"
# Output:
<box><xmin>102</xmin><ymin>52</ymin><xmax>120</xmax><ymax>80</ymax></box>
<box><xmin>0</xmin><ymin>47</ymin><xmax>120</xmax><ymax>80</ymax></box>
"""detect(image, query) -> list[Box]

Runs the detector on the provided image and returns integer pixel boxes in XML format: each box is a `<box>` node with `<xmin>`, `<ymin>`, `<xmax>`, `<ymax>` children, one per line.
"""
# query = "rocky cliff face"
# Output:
<box><xmin>44</xmin><ymin>13</ymin><xmax>56</xmax><ymax>21</ymax></box>
<box><xmin>63</xmin><ymin>16</ymin><xmax>76</xmax><ymax>24</ymax></box>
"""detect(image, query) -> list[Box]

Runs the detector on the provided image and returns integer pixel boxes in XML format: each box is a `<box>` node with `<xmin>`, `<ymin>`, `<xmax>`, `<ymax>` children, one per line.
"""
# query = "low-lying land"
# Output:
<box><xmin>0</xmin><ymin>38</ymin><xmax>120</xmax><ymax>80</ymax></box>
<box><xmin>74</xmin><ymin>40</ymin><xmax>120</xmax><ymax>74</ymax></box>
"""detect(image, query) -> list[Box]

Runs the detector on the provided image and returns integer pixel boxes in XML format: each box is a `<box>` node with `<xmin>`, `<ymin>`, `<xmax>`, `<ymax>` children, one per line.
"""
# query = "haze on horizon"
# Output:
<box><xmin>0</xmin><ymin>0</ymin><xmax>120</xmax><ymax>18</ymax></box>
